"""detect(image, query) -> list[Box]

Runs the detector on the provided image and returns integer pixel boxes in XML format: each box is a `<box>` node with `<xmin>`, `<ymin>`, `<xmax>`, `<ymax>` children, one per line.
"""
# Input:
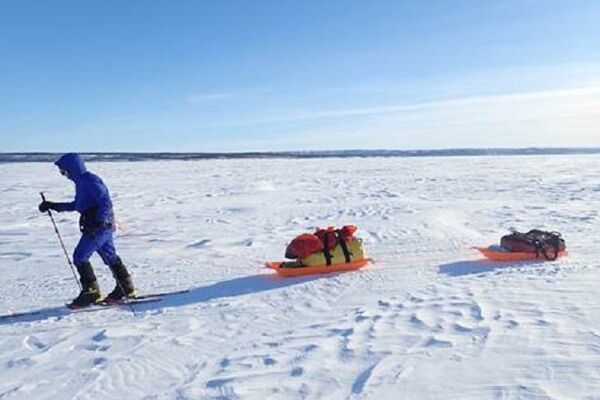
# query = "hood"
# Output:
<box><xmin>54</xmin><ymin>153</ymin><xmax>87</xmax><ymax>181</ymax></box>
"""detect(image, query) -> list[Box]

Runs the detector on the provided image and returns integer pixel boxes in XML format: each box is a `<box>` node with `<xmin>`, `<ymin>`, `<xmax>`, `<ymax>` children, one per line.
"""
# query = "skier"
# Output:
<box><xmin>38</xmin><ymin>153</ymin><xmax>135</xmax><ymax>307</ymax></box>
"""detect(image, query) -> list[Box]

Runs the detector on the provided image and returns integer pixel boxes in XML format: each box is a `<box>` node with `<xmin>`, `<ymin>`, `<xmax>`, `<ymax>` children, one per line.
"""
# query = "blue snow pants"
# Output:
<box><xmin>73</xmin><ymin>229</ymin><xmax>118</xmax><ymax>267</ymax></box>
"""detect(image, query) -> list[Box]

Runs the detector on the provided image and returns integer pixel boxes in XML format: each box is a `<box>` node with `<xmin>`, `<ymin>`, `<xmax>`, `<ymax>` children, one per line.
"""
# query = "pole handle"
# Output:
<box><xmin>40</xmin><ymin>192</ymin><xmax>55</xmax><ymax>221</ymax></box>
<box><xmin>40</xmin><ymin>192</ymin><xmax>49</xmax><ymax>212</ymax></box>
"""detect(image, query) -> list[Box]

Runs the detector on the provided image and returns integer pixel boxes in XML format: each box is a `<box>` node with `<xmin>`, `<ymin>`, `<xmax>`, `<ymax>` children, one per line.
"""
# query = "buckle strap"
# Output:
<box><xmin>335</xmin><ymin>230</ymin><xmax>352</xmax><ymax>263</ymax></box>
<box><xmin>322</xmin><ymin>232</ymin><xmax>333</xmax><ymax>266</ymax></box>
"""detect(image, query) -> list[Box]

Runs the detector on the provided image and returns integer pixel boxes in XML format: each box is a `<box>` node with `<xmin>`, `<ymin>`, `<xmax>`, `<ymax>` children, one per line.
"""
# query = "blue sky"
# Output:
<box><xmin>1</xmin><ymin>0</ymin><xmax>600</xmax><ymax>152</ymax></box>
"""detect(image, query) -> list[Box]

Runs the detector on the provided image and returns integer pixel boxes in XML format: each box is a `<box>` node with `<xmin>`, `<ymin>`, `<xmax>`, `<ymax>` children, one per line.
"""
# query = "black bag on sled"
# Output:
<box><xmin>500</xmin><ymin>230</ymin><xmax>566</xmax><ymax>261</ymax></box>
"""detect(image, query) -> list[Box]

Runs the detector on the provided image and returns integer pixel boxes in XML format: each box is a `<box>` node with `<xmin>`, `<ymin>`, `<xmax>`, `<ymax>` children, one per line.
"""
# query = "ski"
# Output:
<box><xmin>0</xmin><ymin>288</ymin><xmax>190</xmax><ymax>322</ymax></box>
<box><xmin>95</xmin><ymin>288</ymin><xmax>190</xmax><ymax>305</ymax></box>
<box><xmin>77</xmin><ymin>288</ymin><xmax>191</xmax><ymax>308</ymax></box>
<box><xmin>68</xmin><ymin>288</ymin><xmax>191</xmax><ymax>309</ymax></box>
<box><xmin>66</xmin><ymin>297</ymin><xmax>162</xmax><ymax>311</ymax></box>
<box><xmin>130</xmin><ymin>288</ymin><xmax>190</xmax><ymax>300</ymax></box>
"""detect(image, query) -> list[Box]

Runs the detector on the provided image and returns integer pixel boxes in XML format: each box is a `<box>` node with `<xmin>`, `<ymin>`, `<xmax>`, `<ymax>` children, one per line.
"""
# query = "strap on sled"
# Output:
<box><xmin>528</xmin><ymin>230</ymin><xmax>561</xmax><ymax>261</ymax></box>
<box><xmin>322</xmin><ymin>232</ymin><xmax>333</xmax><ymax>266</ymax></box>
<box><xmin>335</xmin><ymin>230</ymin><xmax>352</xmax><ymax>263</ymax></box>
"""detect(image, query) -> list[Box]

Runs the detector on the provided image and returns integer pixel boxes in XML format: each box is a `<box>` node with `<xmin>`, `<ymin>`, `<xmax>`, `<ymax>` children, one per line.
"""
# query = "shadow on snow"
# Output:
<box><xmin>0</xmin><ymin>272</ymin><xmax>319</xmax><ymax>325</ymax></box>
<box><xmin>438</xmin><ymin>258</ymin><xmax>547</xmax><ymax>277</ymax></box>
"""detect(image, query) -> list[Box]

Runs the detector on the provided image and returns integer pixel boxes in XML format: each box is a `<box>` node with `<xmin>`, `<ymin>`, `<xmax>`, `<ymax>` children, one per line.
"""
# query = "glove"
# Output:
<box><xmin>38</xmin><ymin>201</ymin><xmax>59</xmax><ymax>213</ymax></box>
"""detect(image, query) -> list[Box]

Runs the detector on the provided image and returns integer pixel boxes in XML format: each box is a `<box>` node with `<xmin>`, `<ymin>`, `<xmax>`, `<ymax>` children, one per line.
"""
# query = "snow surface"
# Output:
<box><xmin>1</xmin><ymin>155</ymin><xmax>599</xmax><ymax>400</ymax></box>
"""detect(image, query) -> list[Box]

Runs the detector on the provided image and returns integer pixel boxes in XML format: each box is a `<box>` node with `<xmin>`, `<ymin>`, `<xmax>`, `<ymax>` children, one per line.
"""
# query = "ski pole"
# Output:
<box><xmin>40</xmin><ymin>192</ymin><xmax>82</xmax><ymax>291</ymax></box>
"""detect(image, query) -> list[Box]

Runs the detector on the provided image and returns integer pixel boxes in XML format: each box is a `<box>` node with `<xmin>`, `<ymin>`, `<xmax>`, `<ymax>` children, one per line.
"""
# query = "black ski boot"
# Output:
<box><xmin>68</xmin><ymin>262</ymin><xmax>101</xmax><ymax>309</ymax></box>
<box><xmin>104</xmin><ymin>257</ymin><xmax>136</xmax><ymax>304</ymax></box>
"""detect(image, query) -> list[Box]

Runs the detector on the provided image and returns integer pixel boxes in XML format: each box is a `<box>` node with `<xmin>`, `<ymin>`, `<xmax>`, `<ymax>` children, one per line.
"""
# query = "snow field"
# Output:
<box><xmin>1</xmin><ymin>155</ymin><xmax>599</xmax><ymax>399</ymax></box>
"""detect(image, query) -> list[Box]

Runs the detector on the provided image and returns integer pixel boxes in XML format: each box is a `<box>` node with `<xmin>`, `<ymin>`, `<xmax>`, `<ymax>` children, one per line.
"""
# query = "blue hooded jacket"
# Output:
<box><xmin>54</xmin><ymin>153</ymin><xmax>115</xmax><ymax>230</ymax></box>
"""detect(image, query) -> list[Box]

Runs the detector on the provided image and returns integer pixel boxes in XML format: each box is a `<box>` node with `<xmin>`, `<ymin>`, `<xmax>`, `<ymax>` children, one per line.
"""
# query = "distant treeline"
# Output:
<box><xmin>1</xmin><ymin>148</ymin><xmax>600</xmax><ymax>163</ymax></box>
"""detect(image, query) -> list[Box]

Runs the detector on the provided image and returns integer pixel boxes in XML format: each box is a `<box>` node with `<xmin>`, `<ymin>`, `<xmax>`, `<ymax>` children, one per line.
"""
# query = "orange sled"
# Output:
<box><xmin>265</xmin><ymin>259</ymin><xmax>370</xmax><ymax>277</ymax></box>
<box><xmin>475</xmin><ymin>246</ymin><xmax>567</xmax><ymax>262</ymax></box>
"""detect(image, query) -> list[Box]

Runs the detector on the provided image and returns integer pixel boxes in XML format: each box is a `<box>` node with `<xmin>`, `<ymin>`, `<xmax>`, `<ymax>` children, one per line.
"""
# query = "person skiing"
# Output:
<box><xmin>38</xmin><ymin>153</ymin><xmax>135</xmax><ymax>307</ymax></box>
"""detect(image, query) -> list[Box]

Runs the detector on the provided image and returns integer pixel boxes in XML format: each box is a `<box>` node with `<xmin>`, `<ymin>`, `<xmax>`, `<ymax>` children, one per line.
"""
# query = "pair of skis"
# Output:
<box><xmin>0</xmin><ymin>289</ymin><xmax>190</xmax><ymax>322</ymax></box>
<box><xmin>66</xmin><ymin>288</ymin><xmax>190</xmax><ymax>310</ymax></box>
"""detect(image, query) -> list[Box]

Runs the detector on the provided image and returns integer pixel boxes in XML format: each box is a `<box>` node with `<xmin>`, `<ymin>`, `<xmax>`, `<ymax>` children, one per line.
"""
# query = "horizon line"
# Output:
<box><xmin>1</xmin><ymin>147</ymin><xmax>600</xmax><ymax>163</ymax></box>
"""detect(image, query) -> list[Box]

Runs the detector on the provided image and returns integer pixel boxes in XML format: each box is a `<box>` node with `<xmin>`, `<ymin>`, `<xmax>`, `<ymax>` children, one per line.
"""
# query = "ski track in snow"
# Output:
<box><xmin>1</xmin><ymin>156</ymin><xmax>600</xmax><ymax>399</ymax></box>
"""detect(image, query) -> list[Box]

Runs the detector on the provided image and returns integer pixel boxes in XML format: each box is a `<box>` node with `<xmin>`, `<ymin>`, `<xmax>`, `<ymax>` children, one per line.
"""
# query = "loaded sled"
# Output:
<box><xmin>476</xmin><ymin>229</ymin><xmax>567</xmax><ymax>261</ymax></box>
<box><xmin>266</xmin><ymin>225</ymin><xmax>370</xmax><ymax>277</ymax></box>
